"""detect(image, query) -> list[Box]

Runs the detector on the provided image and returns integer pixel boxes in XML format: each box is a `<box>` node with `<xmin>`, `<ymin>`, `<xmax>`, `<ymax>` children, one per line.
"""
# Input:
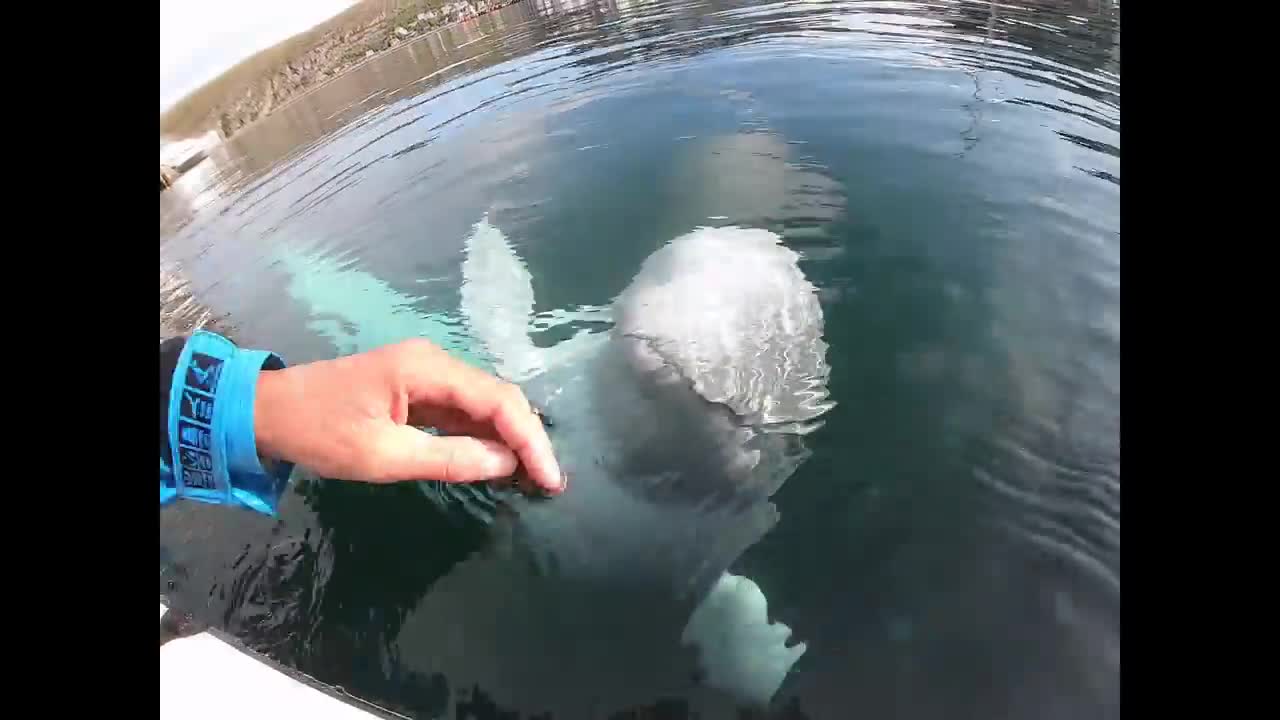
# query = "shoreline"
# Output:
<box><xmin>160</xmin><ymin>0</ymin><xmax>523</xmax><ymax>143</ymax></box>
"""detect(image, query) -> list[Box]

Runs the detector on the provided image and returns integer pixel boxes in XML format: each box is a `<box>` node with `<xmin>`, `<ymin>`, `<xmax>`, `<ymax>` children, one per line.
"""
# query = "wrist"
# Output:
<box><xmin>162</xmin><ymin>330</ymin><xmax>294</xmax><ymax>515</ymax></box>
<box><xmin>253</xmin><ymin>367</ymin><xmax>290</xmax><ymax>466</ymax></box>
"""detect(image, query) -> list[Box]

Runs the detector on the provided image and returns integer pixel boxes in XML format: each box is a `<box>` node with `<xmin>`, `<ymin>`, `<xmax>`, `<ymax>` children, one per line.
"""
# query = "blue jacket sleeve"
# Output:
<box><xmin>160</xmin><ymin>331</ymin><xmax>294</xmax><ymax>515</ymax></box>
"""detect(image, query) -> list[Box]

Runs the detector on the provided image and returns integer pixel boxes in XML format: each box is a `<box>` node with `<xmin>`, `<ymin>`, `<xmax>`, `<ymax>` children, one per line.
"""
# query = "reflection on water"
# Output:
<box><xmin>160</xmin><ymin>1</ymin><xmax>1118</xmax><ymax>718</ymax></box>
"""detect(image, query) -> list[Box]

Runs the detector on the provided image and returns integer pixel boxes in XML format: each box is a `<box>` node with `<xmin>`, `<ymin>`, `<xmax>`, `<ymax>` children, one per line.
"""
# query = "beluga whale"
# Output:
<box><xmin>400</xmin><ymin>216</ymin><xmax>835</xmax><ymax>718</ymax></box>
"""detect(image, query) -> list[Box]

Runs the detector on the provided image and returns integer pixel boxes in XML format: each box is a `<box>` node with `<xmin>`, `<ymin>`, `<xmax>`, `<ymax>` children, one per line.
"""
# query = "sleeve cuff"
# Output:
<box><xmin>163</xmin><ymin>330</ymin><xmax>294</xmax><ymax>515</ymax></box>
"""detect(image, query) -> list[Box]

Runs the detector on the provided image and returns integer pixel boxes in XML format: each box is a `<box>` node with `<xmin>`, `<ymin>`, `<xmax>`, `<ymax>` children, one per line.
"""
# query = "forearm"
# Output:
<box><xmin>159</xmin><ymin>330</ymin><xmax>294</xmax><ymax>515</ymax></box>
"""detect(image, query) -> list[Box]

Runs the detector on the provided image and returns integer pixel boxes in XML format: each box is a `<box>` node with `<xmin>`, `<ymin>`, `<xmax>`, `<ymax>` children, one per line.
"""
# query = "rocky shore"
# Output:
<box><xmin>161</xmin><ymin>0</ymin><xmax>523</xmax><ymax>142</ymax></box>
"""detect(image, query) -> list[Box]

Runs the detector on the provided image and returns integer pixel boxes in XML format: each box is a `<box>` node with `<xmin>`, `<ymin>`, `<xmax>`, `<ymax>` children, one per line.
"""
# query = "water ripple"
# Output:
<box><xmin>160</xmin><ymin>1</ymin><xmax>1119</xmax><ymax>718</ymax></box>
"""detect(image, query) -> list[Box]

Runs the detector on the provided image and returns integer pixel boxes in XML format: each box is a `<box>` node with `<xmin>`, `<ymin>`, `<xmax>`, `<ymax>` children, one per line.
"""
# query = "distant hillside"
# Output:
<box><xmin>160</xmin><ymin>0</ymin><xmax>520</xmax><ymax>141</ymax></box>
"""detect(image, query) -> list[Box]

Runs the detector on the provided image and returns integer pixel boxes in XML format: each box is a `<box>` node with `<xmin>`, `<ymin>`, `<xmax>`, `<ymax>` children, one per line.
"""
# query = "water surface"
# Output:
<box><xmin>160</xmin><ymin>1</ymin><xmax>1120</xmax><ymax>718</ymax></box>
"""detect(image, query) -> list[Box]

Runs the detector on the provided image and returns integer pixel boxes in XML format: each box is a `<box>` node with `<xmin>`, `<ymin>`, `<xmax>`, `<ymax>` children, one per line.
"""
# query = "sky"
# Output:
<box><xmin>160</xmin><ymin>0</ymin><xmax>356</xmax><ymax>111</ymax></box>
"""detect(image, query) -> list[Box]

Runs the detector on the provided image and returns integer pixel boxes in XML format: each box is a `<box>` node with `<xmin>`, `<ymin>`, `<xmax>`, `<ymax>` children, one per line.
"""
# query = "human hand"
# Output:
<box><xmin>253</xmin><ymin>339</ymin><xmax>564</xmax><ymax>493</ymax></box>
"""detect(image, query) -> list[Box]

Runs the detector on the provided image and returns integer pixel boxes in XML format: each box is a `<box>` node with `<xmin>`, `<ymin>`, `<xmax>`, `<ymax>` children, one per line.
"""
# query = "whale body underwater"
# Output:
<box><xmin>392</xmin><ymin>219</ymin><xmax>836</xmax><ymax>716</ymax></box>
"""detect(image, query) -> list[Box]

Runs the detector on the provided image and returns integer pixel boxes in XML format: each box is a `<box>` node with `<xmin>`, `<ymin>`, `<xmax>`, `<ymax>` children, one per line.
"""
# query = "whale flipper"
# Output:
<box><xmin>682</xmin><ymin>572</ymin><xmax>808</xmax><ymax>708</ymax></box>
<box><xmin>459</xmin><ymin>215</ymin><xmax>545</xmax><ymax>381</ymax></box>
<box><xmin>459</xmin><ymin>215</ymin><xmax>612</xmax><ymax>382</ymax></box>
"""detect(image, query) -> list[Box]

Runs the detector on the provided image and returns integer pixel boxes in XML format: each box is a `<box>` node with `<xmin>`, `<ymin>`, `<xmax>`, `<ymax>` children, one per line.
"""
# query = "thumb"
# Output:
<box><xmin>365</xmin><ymin>425</ymin><xmax>519</xmax><ymax>484</ymax></box>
